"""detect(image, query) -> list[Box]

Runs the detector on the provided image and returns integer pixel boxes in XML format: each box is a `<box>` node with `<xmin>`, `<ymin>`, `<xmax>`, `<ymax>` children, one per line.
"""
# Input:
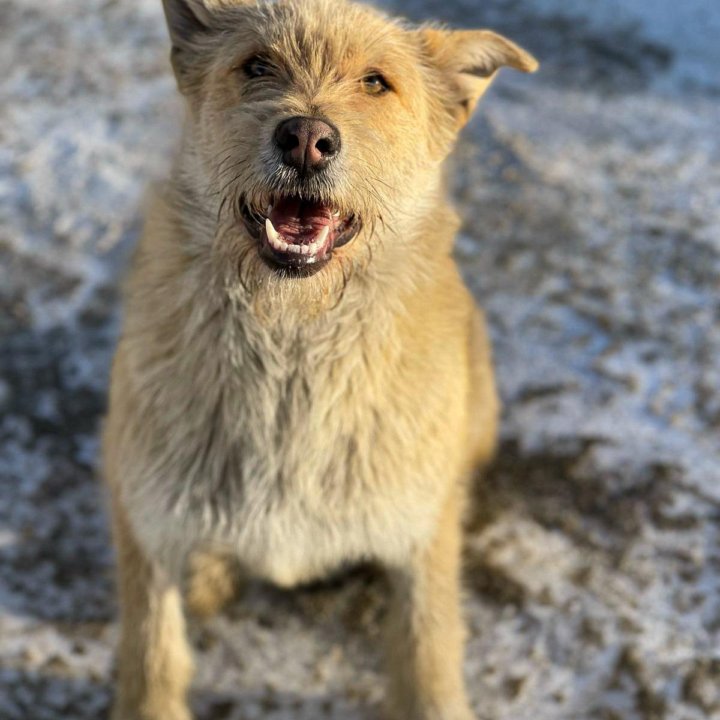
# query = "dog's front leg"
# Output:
<box><xmin>385</xmin><ymin>489</ymin><xmax>476</xmax><ymax>720</ymax></box>
<box><xmin>111</xmin><ymin>502</ymin><xmax>194</xmax><ymax>720</ymax></box>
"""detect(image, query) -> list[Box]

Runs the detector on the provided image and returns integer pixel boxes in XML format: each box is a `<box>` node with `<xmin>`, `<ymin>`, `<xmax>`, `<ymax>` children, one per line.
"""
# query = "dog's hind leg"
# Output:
<box><xmin>185</xmin><ymin>550</ymin><xmax>241</xmax><ymax>619</ymax></box>
<box><xmin>110</xmin><ymin>501</ymin><xmax>194</xmax><ymax>720</ymax></box>
<box><xmin>384</xmin><ymin>488</ymin><xmax>476</xmax><ymax>720</ymax></box>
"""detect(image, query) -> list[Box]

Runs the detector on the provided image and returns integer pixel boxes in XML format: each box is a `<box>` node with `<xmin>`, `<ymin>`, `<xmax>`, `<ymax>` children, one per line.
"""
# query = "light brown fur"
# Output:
<box><xmin>103</xmin><ymin>1</ymin><xmax>537</xmax><ymax>718</ymax></box>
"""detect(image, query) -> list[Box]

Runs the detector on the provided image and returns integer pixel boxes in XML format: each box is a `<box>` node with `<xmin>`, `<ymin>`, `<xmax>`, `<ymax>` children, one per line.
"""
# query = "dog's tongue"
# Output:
<box><xmin>269</xmin><ymin>197</ymin><xmax>333</xmax><ymax>245</ymax></box>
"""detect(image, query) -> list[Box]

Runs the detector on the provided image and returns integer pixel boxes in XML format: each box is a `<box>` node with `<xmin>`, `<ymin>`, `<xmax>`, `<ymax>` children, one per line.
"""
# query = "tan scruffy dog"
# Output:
<box><xmin>103</xmin><ymin>0</ymin><xmax>537</xmax><ymax>718</ymax></box>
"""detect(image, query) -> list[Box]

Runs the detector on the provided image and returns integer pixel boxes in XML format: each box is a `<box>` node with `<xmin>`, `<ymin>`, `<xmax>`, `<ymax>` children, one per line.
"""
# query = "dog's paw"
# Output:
<box><xmin>110</xmin><ymin>701</ymin><xmax>193</xmax><ymax>720</ymax></box>
<box><xmin>385</xmin><ymin>701</ymin><xmax>478</xmax><ymax>720</ymax></box>
<box><xmin>425</xmin><ymin>708</ymin><xmax>477</xmax><ymax>720</ymax></box>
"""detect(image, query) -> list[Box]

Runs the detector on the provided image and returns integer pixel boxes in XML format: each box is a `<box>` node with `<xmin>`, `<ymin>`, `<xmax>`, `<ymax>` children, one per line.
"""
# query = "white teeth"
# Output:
<box><xmin>265</xmin><ymin>218</ymin><xmax>289</xmax><ymax>251</ymax></box>
<box><xmin>264</xmin><ymin>218</ymin><xmax>331</xmax><ymax>257</ymax></box>
<box><xmin>316</xmin><ymin>226</ymin><xmax>330</xmax><ymax>246</ymax></box>
<box><xmin>302</xmin><ymin>226</ymin><xmax>331</xmax><ymax>255</ymax></box>
<box><xmin>265</xmin><ymin>217</ymin><xmax>280</xmax><ymax>244</ymax></box>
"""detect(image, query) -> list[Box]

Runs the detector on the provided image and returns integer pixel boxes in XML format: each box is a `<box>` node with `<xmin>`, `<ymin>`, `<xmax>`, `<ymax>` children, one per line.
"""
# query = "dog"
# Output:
<box><xmin>102</xmin><ymin>1</ymin><xmax>537</xmax><ymax>718</ymax></box>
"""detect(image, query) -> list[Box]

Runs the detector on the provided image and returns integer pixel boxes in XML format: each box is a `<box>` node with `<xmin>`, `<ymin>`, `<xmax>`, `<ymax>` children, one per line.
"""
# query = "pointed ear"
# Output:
<box><xmin>162</xmin><ymin>0</ymin><xmax>214</xmax><ymax>48</ymax></box>
<box><xmin>420</xmin><ymin>28</ymin><xmax>539</xmax><ymax>127</ymax></box>
<box><xmin>162</xmin><ymin>0</ymin><xmax>217</xmax><ymax>92</ymax></box>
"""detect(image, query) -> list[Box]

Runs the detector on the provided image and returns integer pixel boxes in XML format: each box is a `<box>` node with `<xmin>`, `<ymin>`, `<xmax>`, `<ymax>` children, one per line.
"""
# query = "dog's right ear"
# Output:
<box><xmin>162</xmin><ymin>0</ymin><xmax>215</xmax><ymax>92</ymax></box>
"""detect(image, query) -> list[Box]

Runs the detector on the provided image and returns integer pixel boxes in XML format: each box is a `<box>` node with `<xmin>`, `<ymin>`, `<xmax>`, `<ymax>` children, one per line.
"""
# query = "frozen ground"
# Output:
<box><xmin>1</xmin><ymin>0</ymin><xmax>719</xmax><ymax>718</ymax></box>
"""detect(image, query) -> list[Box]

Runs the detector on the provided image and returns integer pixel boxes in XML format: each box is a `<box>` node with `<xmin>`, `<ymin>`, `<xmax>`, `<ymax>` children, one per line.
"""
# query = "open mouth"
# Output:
<box><xmin>240</xmin><ymin>195</ymin><xmax>361</xmax><ymax>270</ymax></box>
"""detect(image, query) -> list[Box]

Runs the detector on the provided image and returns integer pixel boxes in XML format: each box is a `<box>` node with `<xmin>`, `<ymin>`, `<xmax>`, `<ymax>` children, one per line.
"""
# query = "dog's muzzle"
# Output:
<box><xmin>241</xmin><ymin>194</ymin><xmax>361</xmax><ymax>270</ymax></box>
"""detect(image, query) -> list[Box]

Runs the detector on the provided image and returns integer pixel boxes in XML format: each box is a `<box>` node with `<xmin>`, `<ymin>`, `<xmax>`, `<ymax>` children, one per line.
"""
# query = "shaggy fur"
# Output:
<box><xmin>103</xmin><ymin>1</ymin><xmax>537</xmax><ymax>718</ymax></box>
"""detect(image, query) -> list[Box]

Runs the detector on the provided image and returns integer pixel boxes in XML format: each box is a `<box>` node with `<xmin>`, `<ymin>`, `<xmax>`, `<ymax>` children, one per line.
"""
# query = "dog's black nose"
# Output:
<box><xmin>274</xmin><ymin>116</ymin><xmax>341</xmax><ymax>174</ymax></box>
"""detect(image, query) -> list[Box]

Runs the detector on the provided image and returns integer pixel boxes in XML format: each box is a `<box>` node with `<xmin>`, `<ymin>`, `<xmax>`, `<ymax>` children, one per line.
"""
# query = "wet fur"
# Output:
<box><xmin>103</xmin><ymin>1</ymin><xmax>536</xmax><ymax>718</ymax></box>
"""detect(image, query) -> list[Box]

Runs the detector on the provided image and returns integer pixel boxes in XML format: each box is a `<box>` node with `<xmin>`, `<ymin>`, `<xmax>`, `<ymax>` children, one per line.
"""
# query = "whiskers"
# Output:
<box><xmin>198</xmin><ymin>131</ymin><xmax>413</xmax><ymax>311</ymax></box>
<box><xmin>204</xmin><ymin>131</ymin><xmax>402</xmax><ymax>245</ymax></box>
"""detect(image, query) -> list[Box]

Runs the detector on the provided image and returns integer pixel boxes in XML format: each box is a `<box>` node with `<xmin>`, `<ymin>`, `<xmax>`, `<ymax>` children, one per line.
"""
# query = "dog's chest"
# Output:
<box><xmin>216</xmin><ymin>365</ymin><xmax>429</xmax><ymax>581</ymax></box>
<box><xmin>128</xmin><ymin>324</ymin><xmax>440</xmax><ymax>585</ymax></box>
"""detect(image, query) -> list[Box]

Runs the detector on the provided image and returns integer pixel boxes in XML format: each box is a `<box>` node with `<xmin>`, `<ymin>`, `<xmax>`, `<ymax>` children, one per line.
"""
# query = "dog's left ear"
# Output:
<box><xmin>420</xmin><ymin>28</ymin><xmax>538</xmax><ymax>127</ymax></box>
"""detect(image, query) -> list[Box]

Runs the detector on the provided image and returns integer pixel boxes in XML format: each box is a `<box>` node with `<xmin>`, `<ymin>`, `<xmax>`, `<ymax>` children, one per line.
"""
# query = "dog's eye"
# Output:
<box><xmin>243</xmin><ymin>56</ymin><xmax>272</xmax><ymax>79</ymax></box>
<box><xmin>362</xmin><ymin>72</ymin><xmax>391</xmax><ymax>95</ymax></box>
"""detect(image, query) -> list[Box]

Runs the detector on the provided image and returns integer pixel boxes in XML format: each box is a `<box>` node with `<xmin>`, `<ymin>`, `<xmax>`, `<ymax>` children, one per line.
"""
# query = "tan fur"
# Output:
<box><xmin>185</xmin><ymin>550</ymin><xmax>240</xmax><ymax>618</ymax></box>
<box><xmin>103</xmin><ymin>1</ymin><xmax>536</xmax><ymax>718</ymax></box>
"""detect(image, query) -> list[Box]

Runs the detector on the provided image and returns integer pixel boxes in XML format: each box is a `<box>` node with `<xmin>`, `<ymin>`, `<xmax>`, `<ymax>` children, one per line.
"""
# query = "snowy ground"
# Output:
<box><xmin>1</xmin><ymin>1</ymin><xmax>719</xmax><ymax>718</ymax></box>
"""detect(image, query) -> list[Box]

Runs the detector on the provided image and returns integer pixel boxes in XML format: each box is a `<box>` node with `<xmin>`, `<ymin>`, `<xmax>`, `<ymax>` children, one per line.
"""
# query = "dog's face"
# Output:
<box><xmin>163</xmin><ymin>0</ymin><xmax>536</xmax><ymax>303</ymax></box>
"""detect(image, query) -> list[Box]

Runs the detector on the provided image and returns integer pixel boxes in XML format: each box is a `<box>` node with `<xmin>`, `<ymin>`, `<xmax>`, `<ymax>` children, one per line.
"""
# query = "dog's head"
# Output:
<box><xmin>162</xmin><ymin>0</ymin><xmax>536</xmax><ymax>304</ymax></box>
